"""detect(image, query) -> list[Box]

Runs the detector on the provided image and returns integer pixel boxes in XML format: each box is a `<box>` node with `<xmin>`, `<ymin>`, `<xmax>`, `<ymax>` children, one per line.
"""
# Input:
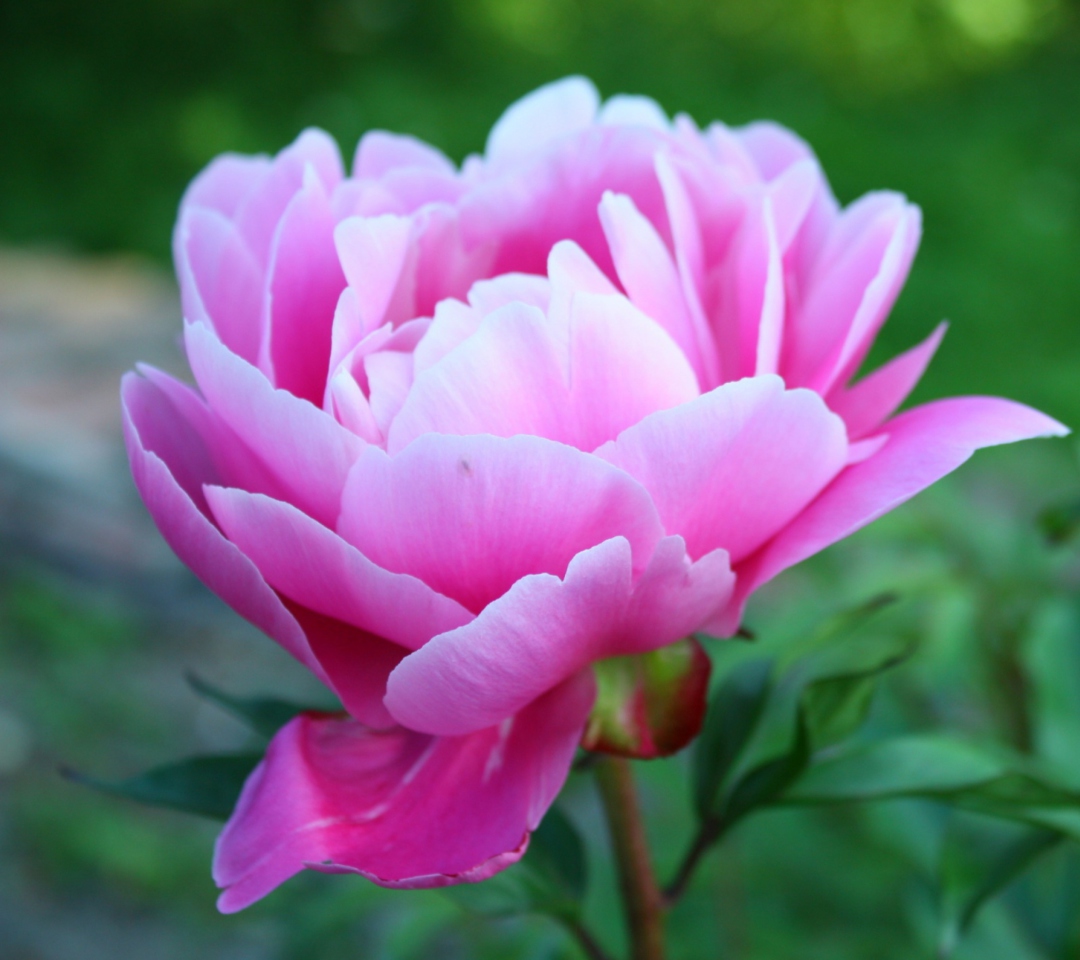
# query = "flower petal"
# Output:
<box><xmin>597</xmin><ymin>375</ymin><xmax>849</xmax><ymax>564</ymax></box>
<box><xmin>485</xmin><ymin>76</ymin><xmax>600</xmax><ymax>168</ymax></box>
<box><xmin>828</xmin><ymin>322</ymin><xmax>947</xmax><ymax>439</ymax></box>
<box><xmin>339</xmin><ymin>434</ymin><xmax>664</xmax><ymax>613</ymax></box>
<box><xmin>384</xmin><ymin>535</ymin><xmax>731</xmax><ymax>736</ymax></box>
<box><xmin>185</xmin><ymin>320</ymin><xmax>363</xmax><ymax>527</ymax></box>
<box><xmin>352</xmin><ymin>131</ymin><xmax>456</xmax><ymax>179</ymax></box>
<box><xmin>715</xmin><ymin>397</ymin><xmax>1070</xmax><ymax>634</ymax></box>
<box><xmin>259</xmin><ymin>168</ymin><xmax>346</xmax><ymax>404</ymax></box>
<box><xmin>205</xmin><ymin>486</ymin><xmax>473</xmax><ymax>652</ymax></box>
<box><xmin>213</xmin><ymin>672</ymin><xmax>594</xmax><ymax>911</ymax></box>
<box><xmin>121</xmin><ymin>371</ymin><xmax>319</xmax><ymax>676</ymax></box>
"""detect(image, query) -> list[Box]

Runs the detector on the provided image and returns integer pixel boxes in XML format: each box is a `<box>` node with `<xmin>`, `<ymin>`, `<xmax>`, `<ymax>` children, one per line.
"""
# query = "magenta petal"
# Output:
<box><xmin>829</xmin><ymin>322</ymin><xmax>948</xmax><ymax>439</ymax></box>
<box><xmin>185</xmin><ymin>321</ymin><xmax>363</xmax><ymax>528</ymax></box>
<box><xmin>597</xmin><ymin>376</ymin><xmax>849</xmax><ymax>564</ymax></box>
<box><xmin>717</xmin><ymin>397</ymin><xmax>1070</xmax><ymax>634</ymax></box>
<box><xmin>213</xmin><ymin>672</ymin><xmax>594</xmax><ymax>911</ymax></box>
<box><xmin>261</xmin><ymin>169</ymin><xmax>346</xmax><ymax>404</ymax></box>
<box><xmin>121</xmin><ymin>372</ymin><xmax>320</xmax><ymax>677</ymax></box>
<box><xmin>205</xmin><ymin>486</ymin><xmax>473</xmax><ymax>652</ymax></box>
<box><xmin>339</xmin><ymin>434</ymin><xmax>664</xmax><ymax>613</ymax></box>
<box><xmin>384</xmin><ymin>535</ymin><xmax>731</xmax><ymax>736</ymax></box>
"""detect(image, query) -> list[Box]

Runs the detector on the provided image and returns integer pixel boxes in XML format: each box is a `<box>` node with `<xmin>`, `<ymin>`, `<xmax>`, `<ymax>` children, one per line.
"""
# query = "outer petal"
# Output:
<box><xmin>597</xmin><ymin>376</ymin><xmax>849</xmax><ymax>564</ymax></box>
<box><xmin>485</xmin><ymin>76</ymin><xmax>600</xmax><ymax>168</ymax></box>
<box><xmin>338</xmin><ymin>434</ymin><xmax>664</xmax><ymax>613</ymax></box>
<box><xmin>353</xmin><ymin>131</ymin><xmax>456</xmax><ymax>179</ymax></box>
<box><xmin>181</xmin><ymin>153</ymin><xmax>271</xmax><ymax>218</ymax></box>
<box><xmin>384</xmin><ymin>536</ymin><xmax>732</xmax><ymax>736</ymax></box>
<box><xmin>121</xmin><ymin>371</ymin><xmax>319</xmax><ymax>676</ymax></box>
<box><xmin>213</xmin><ymin>672</ymin><xmax>595</xmax><ymax>911</ymax></box>
<box><xmin>205</xmin><ymin>486</ymin><xmax>473</xmax><ymax>652</ymax></box>
<box><xmin>714</xmin><ymin>397</ymin><xmax>1069</xmax><ymax>634</ymax></box>
<box><xmin>185</xmin><ymin>321</ymin><xmax>363</xmax><ymax>528</ymax></box>
<box><xmin>828</xmin><ymin>322</ymin><xmax>947</xmax><ymax>439</ymax></box>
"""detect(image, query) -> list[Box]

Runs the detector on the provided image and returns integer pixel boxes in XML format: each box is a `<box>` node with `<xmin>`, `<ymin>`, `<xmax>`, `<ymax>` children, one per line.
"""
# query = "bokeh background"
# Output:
<box><xmin>3</xmin><ymin>1</ymin><xmax>1080</xmax><ymax>957</ymax></box>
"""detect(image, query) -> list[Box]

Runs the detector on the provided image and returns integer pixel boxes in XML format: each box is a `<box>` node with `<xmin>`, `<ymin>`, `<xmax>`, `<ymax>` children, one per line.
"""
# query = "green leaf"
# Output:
<box><xmin>443</xmin><ymin>806</ymin><xmax>587</xmax><ymax>922</ymax></box>
<box><xmin>64</xmin><ymin>753</ymin><xmax>263</xmax><ymax>819</ymax></box>
<box><xmin>719</xmin><ymin>708</ymin><xmax>811</xmax><ymax>829</ymax></box>
<box><xmin>186</xmin><ymin>672</ymin><xmax>336</xmax><ymax>739</ymax></box>
<box><xmin>938</xmin><ymin>818</ymin><xmax>1061</xmax><ymax>958</ymax></box>
<box><xmin>784</xmin><ymin>735</ymin><xmax>1080</xmax><ymax>816</ymax></box>
<box><xmin>692</xmin><ymin>657</ymin><xmax>773</xmax><ymax>821</ymax></box>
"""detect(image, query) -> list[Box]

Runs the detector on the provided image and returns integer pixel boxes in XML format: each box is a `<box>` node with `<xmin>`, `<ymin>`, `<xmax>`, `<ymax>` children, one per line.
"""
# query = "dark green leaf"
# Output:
<box><xmin>719</xmin><ymin>708</ymin><xmax>811</xmax><ymax>829</ymax></box>
<box><xmin>938</xmin><ymin>818</ymin><xmax>1061</xmax><ymax>958</ymax></box>
<box><xmin>186</xmin><ymin>672</ymin><xmax>337</xmax><ymax>739</ymax></box>
<box><xmin>64</xmin><ymin>752</ymin><xmax>263</xmax><ymax>819</ymax></box>
<box><xmin>692</xmin><ymin>657</ymin><xmax>773</xmax><ymax>820</ymax></box>
<box><xmin>443</xmin><ymin>805</ymin><xmax>587</xmax><ymax>921</ymax></box>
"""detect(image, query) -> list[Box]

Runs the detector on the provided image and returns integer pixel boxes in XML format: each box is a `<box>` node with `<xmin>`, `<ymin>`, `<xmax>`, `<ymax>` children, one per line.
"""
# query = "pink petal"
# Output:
<box><xmin>596</xmin><ymin>376</ymin><xmax>849</xmax><ymax>564</ymax></box>
<box><xmin>333</xmin><ymin>215</ymin><xmax>413</xmax><ymax>336</ymax></box>
<box><xmin>213</xmin><ymin>672</ymin><xmax>594</xmax><ymax>911</ymax></box>
<box><xmin>385</xmin><ymin>536</ymin><xmax>732</xmax><ymax>736</ymax></box>
<box><xmin>205</xmin><ymin>486</ymin><xmax>473</xmax><ymax>653</ymax></box>
<box><xmin>338</xmin><ymin>434</ymin><xmax>664</xmax><ymax>613</ymax></box>
<box><xmin>737</xmin><ymin>121</ymin><xmax>821</xmax><ymax>181</ymax></box>
<box><xmin>121</xmin><ymin>371</ymin><xmax>320</xmax><ymax>676</ymax></box>
<box><xmin>363</xmin><ymin>349</ymin><xmax>415</xmax><ymax>438</ymax></box>
<box><xmin>829</xmin><ymin>322</ymin><xmax>948</xmax><ymax>439</ymax></box>
<box><xmin>599</xmin><ymin>190</ymin><xmax>711</xmax><ymax>383</ymax></box>
<box><xmin>259</xmin><ymin>168</ymin><xmax>346</xmax><ymax>404</ymax></box>
<box><xmin>352</xmin><ymin>131</ymin><xmax>456</xmax><ymax>179</ymax></box>
<box><xmin>182</xmin><ymin>153</ymin><xmax>271</xmax><ymax>219</ymax></box>
<box><xmin>234</xmin><ymin>129</ymin><xmax>344</xmax><ymax>268</ymax></box>
<box><xmin>185</xmin><ymin>321</ymin><xmax>363</xmax><ymax>528</ymax></box>
<box><xmin>485</xmin><ymin>76</ymin><xmax>600</xmax><ymax>168</ymax></box>
<box><xmin>597</xmin><ymin>94</ymin><xmax>669</xmax><ymax>129</ymax></box>
<box><xmin>716</xmin><ymin>397</ymin><xmax>1069</xmax><ymax>634</ymax></box>
<box><xmin>174</xmin><ymin>207</ymin><xmax>264</xmax><ymax>365</ymax></box>
<box><xmin>388</xmin><ymin>292</ymin><xmax>699</xmax><ymax>454</ymax></box>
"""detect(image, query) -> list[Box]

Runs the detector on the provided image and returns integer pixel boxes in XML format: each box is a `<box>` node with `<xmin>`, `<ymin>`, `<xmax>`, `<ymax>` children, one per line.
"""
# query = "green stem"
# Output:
<box><xmin>595</xmin><ymin>756</ymin><xmax>667</xmax><ymax>960</ymax></box>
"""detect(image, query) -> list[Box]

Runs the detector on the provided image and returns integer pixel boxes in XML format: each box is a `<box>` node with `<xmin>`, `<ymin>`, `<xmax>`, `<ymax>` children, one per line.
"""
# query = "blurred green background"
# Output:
<box><xmin>3</xmin><ymin>0</ymin><xmax>1080</xmax><ymax>957</ymax></box>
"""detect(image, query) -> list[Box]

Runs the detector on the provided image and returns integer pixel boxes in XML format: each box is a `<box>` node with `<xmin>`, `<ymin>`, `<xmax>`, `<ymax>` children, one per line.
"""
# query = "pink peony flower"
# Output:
<box><xmin>121</xmin><ymin>77</ymin><xmax>1066</xmax><ymax>911</ymax></box>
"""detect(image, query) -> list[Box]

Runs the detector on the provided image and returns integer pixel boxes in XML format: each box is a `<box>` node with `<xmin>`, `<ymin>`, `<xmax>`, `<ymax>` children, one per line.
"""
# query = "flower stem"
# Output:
<box><xmin>594</xmin><ymin>756</ymin><xmax>667</xmax><ymax>960</ymax></box>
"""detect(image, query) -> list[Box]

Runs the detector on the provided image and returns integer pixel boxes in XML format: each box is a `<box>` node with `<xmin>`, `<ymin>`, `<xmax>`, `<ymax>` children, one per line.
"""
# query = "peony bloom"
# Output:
<box><xmin>121</xmin><ymin>77</ymin><xmax>1066</xmax><ymax>911</ymax></box>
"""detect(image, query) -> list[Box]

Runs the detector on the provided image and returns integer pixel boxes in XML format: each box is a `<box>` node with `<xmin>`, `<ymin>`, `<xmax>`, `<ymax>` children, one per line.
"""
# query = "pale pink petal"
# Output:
<box><xmin>235</xmin><ymin>129</ymin><xmax>344</xmax><ymax>267</ymax></box>
<box><xmin>829</xmin><ymin>322</ymin><xmax>948</xmax><ymax>439</ymax></box>
<box><xmin>327</xmin><ymin>367</ymin><xmax>382</xmax><ymax>443</ymax></box>
<box><xmin>213</xmin><ymin>673</ymin><xmax>594</xmax><ymax>911</ymax></box>
<box><xmin>259</xmin><ymin>168</ymin><xmax>346</xmax><ymax>404</ymax></box>
<box><xmin>714</xmin><ymin>397</ymin><xmax>1070</xmax><ymax>635</ymax></box>
<box><xmin>411</xmin><ymin>297</ymin><xmax>483</xmax><ymax>376</ymax></box>
<box><xmin>174</xmin><ymin>207</ymin><xmax>263</xmax><ymax>365</ymax></box>
<box><xmin>185</xmin><ymin>321</ymin><xmax>363</xmax><ymax>527</ymax></box>
<box><xmin>364</xmin><ymin>350</ymin><xmax>414</xmax><ymax>437</ymax></box>
<box><xmin>121</xmin><ymin>372</ymin><xmax>320</xmax><ymax>676</ymax></box>
<box><xmin>182</xmin><ymin>153</ymin><xmax>271</xmax><ymax>219</ymax></box>
<box><xmin>387</xmin><ymin>302</ymin><xmax>569</xmax><ymax>451</ymax></box>
<box><xmin>599</xmin><ymin>191</ymin><xmax>710</xmax><ymax>382</ymax></box>
<box><xmin>598</xmin><ymin>94</ymin><xmax>669</xmax><ymax>129</ymax></box>
<box><xmin>385</xmin><ymin>536</ymin><xmax>732</xmax><ymax>735</ymax></box>
<box><xmin>768</xmin><ymin>159</ymin><xmax>821</xmax><ymax>252</ymax></box>
<box><xmin>338</xmin><ymin>434</ymin><xmax>664</xmax><ymax>613</ymax></box>
<box><xmin>596</xmin><ymin>376</ymin><xmax>849</xmax><ymax>564</ymax></box>
<box><xmin>205</xmin><ymin>486</ymin><xmax>473</xmax><ymax>653</ymax></box>
<box><xmin>333</xmin><ymin>215</ymin><xmax>413</xmax><ymax>337</ymax></box>
<box><xmin>737</xmin><ymin>121</ymin><xmax>821</xmax><ymax>181</ymax></box>
<box><xmin>353</xmin><ymin>131</ymin><xmax>456</xmax><ymax>178</ymax></box>
<box><xmin>782</xmin><ymin>193</ymin><xmax>915</xmax><ymax>391</ymax></box>
<box><xmin>466</xmin><ymin>272</ymin><xmax>551</xmax><ymax>315</ymax></box>
<box><xmin>485</xmin><ymin>76</ymin><xmax>600</xmax><ymax>168</ymax></box>
<box><xmin>389</xmin><ymin>293</ymin><xmax>699</xmax><ymax>453</ymax></box>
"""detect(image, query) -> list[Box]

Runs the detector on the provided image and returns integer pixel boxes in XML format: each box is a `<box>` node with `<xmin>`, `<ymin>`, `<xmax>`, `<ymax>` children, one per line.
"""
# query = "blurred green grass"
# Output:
<box><xmin>4</xmin><ymin>1</ymin><xmax>1080</xmax><ymax>957</ymax></box>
